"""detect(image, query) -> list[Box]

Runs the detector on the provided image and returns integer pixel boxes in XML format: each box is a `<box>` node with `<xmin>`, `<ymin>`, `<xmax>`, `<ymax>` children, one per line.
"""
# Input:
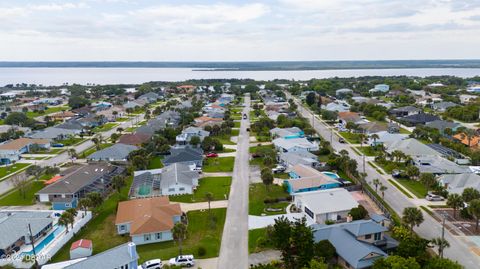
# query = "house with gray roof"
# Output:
<box><xmin>56</xmin><ymin>120</ymin><xmax>85</xmax><ymax>132</ymax></box>
<box><xmin>398</xmin><ymin>113</ymin><xmax>440</xmax><ymax>126</ymax></box>
<box><xmin>163</xmin><ymin>146</ymin><xmax>203</xmax><ymax>167</ymax></box>
<box><xmin>384</xmin><ymin>138</ymin><xmax>442</xmax><ymax>157</ymax></box>
<box><xmin>322</xmin><ymin>101</ymin><xmax>350</xmax><ymax>112</ymax></box>
<box><xmin>389</xmin><ymin>106</ymin><xmax>421</xmax><ymax>117</ymax></box>
<box><xmin>87</xmin><ymin>143</ymin><xmax>138</xmax><ymax>163</ymax></box>
<box><xmin>36</xmin><ymin>164</ymin><xmax>124</xmax><ymax>210</ymax></box>
<box><xmin>129</xmin><ymin>163</ymin><xmax>199</xmax><ymax>198</ymax></box>
<box><xmin>42</xmin><ymin>242</ymin><xmax>139</xmax><ymax>269</ymax></box>
<box><xmin>412</xmin><ymin>155</ymin><xmax>470</xmax><ymax>175</ymax></box>
<box><xmin>425</xmin><ymin>120</ymin><xmax>461</xmax><ymax>134</ymax></box>
<box><xmin>176</xmin><ymin>127</ymin><xmax>210</xmax><ymax>145</ymax></box>
<box><xmin>138</xmin><ymin>92</ymin><xmax>160</xmax><ymax>103</ymax></box>
<box><xmin>149</xmin><ymin>110</ymin><xmax>181</xmax><ymax>130</ymax></box>
<box><xmin>0</xmin><ymin>211</ymin><xmax>53</xmax><ymax>256</ymax></box>
<box><xmin>29</xmin><ymin>127</ymin><xmax>80</xmax><ymax>141</ymax></box>
<box><xmin>312</xmin><ymin>219</ymin><xmax>398</xmax><ymax>269</ymax></box>
<box><xmin>438</xmin><ymin>173</ymin><xmax>480</xmax><ymax>194</ymax></box>
<box><xmin>278</xmin><ymin>151</ymin><xmax>320</xmax><ymax>168</ymax></box>
<box><xmin>431</xmin><ymin>101</ymin><xmax>458</xmax><ymax>112</ymax></box>
<box><xmin>367</xmin><ymin>131</ymin><xmax>408</xmax><ymax>147</ymax></box>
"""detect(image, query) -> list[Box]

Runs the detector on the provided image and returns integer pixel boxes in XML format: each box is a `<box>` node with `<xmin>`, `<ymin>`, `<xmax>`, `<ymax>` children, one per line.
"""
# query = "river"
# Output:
<box><xmin>1</xmin><ymin>67</ymin><xmax>480</xmax><ymax>86</ymax></box>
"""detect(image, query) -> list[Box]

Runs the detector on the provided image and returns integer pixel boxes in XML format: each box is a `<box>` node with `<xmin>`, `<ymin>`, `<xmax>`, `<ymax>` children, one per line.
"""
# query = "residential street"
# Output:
<box><xmin>288</xmin><ymin>92</ymin><xmax>480</xmax><ymax>269</ymax></box>
<box><xmin>217</xmin><ymin>94</ymin><xmax>250</xmax><ymax>269</ymax></box>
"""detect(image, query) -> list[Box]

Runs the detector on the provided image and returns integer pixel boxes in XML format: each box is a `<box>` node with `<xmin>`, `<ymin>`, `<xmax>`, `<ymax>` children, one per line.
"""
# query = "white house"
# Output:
<box><xmin>176</xmin><ymin>127</ymin><xmax>210</xmax><ymax>145</ymax></box>
<box><xmin>293</xmin><ymin>188</ymin><xmax>359</xmax><ymax>224</ymax></box>
<box><xmin>272</xmin><ymin>137</ymin><xmax>319</xmax><ymax>153</ymax></box>
<box><xmin>369</xmin><ymin>84</ymin><xmax>390</xmax><ymax>93</ymax></box>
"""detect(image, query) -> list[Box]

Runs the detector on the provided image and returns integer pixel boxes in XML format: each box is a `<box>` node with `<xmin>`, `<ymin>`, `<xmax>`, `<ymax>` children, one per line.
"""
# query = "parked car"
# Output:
<box><xmin>391</xmin><ymin>170</ymin><xmax>402</xmax><ymax>178</ymax></box>
<box><xmin>272</xmin><ymin>165</ymin><xmax>286</xmax><ymax>173</ymax></box>
<box><xmin>426</xmin><ymin>193</ymin><xmax>444</xmax><ymax>201</ymax></box>
<box><xmin>206</xmin><ymin>152</ymin><xmax>218</xmax><ymax>158</ymax></box>
<box><xmin>51</xmin><ymin>143</ymin><xmax>64</xmax><ymax>147</ymax></box>
<box><xmin>243</xmin><ymin>114</ymin><xmax>247</xmax><ymax>119</ymax></box>
<box><xmin>139</xmin><ymin>259</ymin><xmax>163</xmax><ymax>269</ymax></box>
<box><xmin>193</xmin><ymin>167</ymin><xmax>202</xmax><ymax>174</ymax></box>
<box><xmin>169</xmin><ymin>255</ymin><xmax>195</xmax><ymax>267</ymax></box>
<box><xmin>338</xmin><ymin>137</ymin><xmax>345</xmax><ymax>143</ymax></box>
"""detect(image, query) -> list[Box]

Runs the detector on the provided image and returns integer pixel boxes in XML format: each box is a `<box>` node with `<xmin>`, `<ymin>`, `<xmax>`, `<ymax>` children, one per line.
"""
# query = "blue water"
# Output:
<box><xmin>322</xmin><ymin>172</ymin><xmax>340</xmax><ymax>179</ymax></box>
<box><xmin>22</xmin><ymin>225</ymin><xmax>65</xmax><ymax>256</ymax></box>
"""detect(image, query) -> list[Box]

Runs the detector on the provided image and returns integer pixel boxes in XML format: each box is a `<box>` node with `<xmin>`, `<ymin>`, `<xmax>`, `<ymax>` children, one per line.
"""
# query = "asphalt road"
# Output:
<box><xmin>217</xmin><ymin>94</ymin><xmax>250</xmax><ymax>269</ymax></box>
<box><xmin>288</xmin><ymin>92</ymin><xmax>480</xmax><ymax>269</ymax></box>
<box><xmin>0</xmin><ymin>114</ymin><xmax>143</xmax><ymax>196</ymax></box>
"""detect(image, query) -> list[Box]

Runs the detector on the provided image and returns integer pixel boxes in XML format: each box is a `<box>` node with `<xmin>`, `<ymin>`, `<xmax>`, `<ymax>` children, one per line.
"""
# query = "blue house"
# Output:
<box><xmin>270</xmin><ymin>127</ymin><xmax>304</xmax><ymax>139</ymax></box>
<box><xmin>284</xmin><ymin>164</ymin><xmax>341</xmax><ymax>194</ymax></box>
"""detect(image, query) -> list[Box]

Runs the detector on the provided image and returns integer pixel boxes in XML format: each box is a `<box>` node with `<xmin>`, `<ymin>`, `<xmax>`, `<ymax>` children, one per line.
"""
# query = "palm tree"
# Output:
<box><xmin>77</xmin><ymin>197</ymin><xmax>91</xmax><ymax>216</ymax></box>
<box><xmin>172</xmin><ymin>222</ymin><xmax>187</xmax><ymax>255</ymax></box>
<box><xmin>468</xmin><ymin>199</ymin><xmax>480</xmax><ymax>232</ymax></box>
<box><xmin>372</xmin><ymin>179</ymin><xmax>380</xmax><ymax>193</ymax></box>
<box><xmin>68</xmin><ymin>148</ymin><xmax>77</xmax><ymax>164</ymax></box>
<box><xmin>58</xmin><ymin>212</ymin><xmax>73</xmax><ymax>233</ymax></box>
<box><xmin>430</xmin><ymin>237</ymin><xmax>450</xmax><ymax>258</ymax></box>
<box><xmin>402</xmin><ymin>207</ymin><xmax>424</xmax><ymax>232</ymax></box>
<box><xmin>205</xmin><ymin>192</ymin><xmax>213</xmax><ymax>216</ymax></box>
<box><xmin>92</xmin><ymin>134</ymin><xmax>104</xmax><ymax>150</ymax></box>
<box><xmin>379</xmin><ymin>184</ymin><xmax>388</xmax><ymax>199</ymax></box>
<box><xmin>66</xmin><ymin>208</ymin><xmax>78</xmax><ymax>229</ymax></box>
<box><xmin>339</xmin><ymin>149</ymin><xmax>349</xmax><ymax>157</ymax></box>
<box><xmin>446</xmin><ymin>193</ymin><xmax>463</xmax><ymax>219</ymax></box>
<box><xmin>370</xmin><ymin>133</ymin><xmax>379</xmax><ymax>147</ymax></box>
<box><xmin>112</xmin><ymin>175</ymin><xmax>126</xmax><ymax>193</ymax></box>
<box><xmin>358</xmin><ymin>133</ymin><xmax>367</xmax><ymax>148</ymax></box>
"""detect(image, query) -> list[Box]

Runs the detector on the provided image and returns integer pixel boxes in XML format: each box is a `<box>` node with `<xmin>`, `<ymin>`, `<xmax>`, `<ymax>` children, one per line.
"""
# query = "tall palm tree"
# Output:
<box><xmin>402</xmin><ymin>207</ymin><xmax>424</xmax><ymax>232</ymax></box>
<box><xmin>112</xmin><ymin>175</ymin><xmax>126</xmax><ymax>193</ymax></box>
<box><xmin>68</xmin><ymin>148</ymin><xmax>77</xmax><ymax>164</ymax></box>
<box><xmin>66</xmin><ymin>208</ymin><xmax>78</xmax><ymax>229</ymax></box>
<box><xmin>58</xmin><ymin>212</ymin><xmax>73</xmax><ymax>233</ymax></box>
<box><xmin>77</xmin><ymin>197</ymin><xmax>91</xmax><ymax>216</ymax></box>
<box><xmin>468</xmin><ymin>199</ymin><xmax>480</xmax><ymax>232</ymax></box>
<box><xmin>379</xmin><ymin>184</ymin><xmax>388</xmax><ymax>199</ymax></box>
<box><xmin>358</xmin><ymin>133</ymin><xmax>367</xmax><ymax>148</ymax></box>
<box><xmin>430</xmin><ymin>237</ymin><xmax>450</xmax><ymax>258</ymax></box>
<box><xmin>446</xmin><ymin>193</ymin><xmax>463</xmax><ymax>219</ymax></box>
<box><xmin>370</xmin><ymin>133</ymin><xmax>380</xmax><ymax>148</ymax></box>
<box><xmin>172</xmin><ymin>222</ymin><xmax>187</xmax><ymax>255</ymax></box>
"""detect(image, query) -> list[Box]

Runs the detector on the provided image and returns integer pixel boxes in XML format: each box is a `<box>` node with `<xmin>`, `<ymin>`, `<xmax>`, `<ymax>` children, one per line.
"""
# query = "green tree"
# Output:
<box><xmin>189</xmin><ymin>136</ymin><xmax>201</xmax><ymax>146</ymax></box>
<box><xmin>372</xmin><ymin>178</ymin><xmax>380</xmax><ymax>193</ymax></box>
<box><xmin>260</xmin><ymin>168</ymin><xmax>274</xmax><ymax>191</ymax></box>
<box><xmin>462</xmin><ymin>187</ymin><xmax>480</xmax><ymax>203</ymax></box>
<box><xmin>313</xmin><ymin>240</ymin><xmax>336</xmax><ymax>263</ymax></box>
<box><xmin>446</xmin><ymin>193</ymin><xmax>463</xmax><ymax>219</ymax></box>
<box><xmin>110</xmin><ymin>133</ymin><xmax>120</xmax><ymax>143</ymax></box>
<box><xmin>112</xmin><ymin>175</ymin><xmax>126</xmax><ymax>193</ymax></box>
<box><xmin>172</xmin><ymin>222</ymin><xmax>188</xmax><ymax>255</ymax></box>
<box><xmin>424</xmin><ymin>257</ymin><xmax>463</xmax><ymax>269</ymax></box>
<box><xmin>468</xmin><ymin>199</ymin><xmax>480</xmax><ymax>231</ymax></box>
<box><xmin>380</xmin><ymin>184</ymin><xmax>388</xmax><ymax>199</ymax></box>
<box><xmin>402</xmin><ymin>207</ymin><xmax>424</xmax><ymax>232</ymax></box>
<box><xmin>86</xmin><ymin>192</ymin><xmax>103</xmax><ymax>209</ymax></box>
<box><xmin>58</xmin><ymin>213</ymin><xmax>71</xmax><ymax>233</ymax></box>
<box><xmin>301</xmin><ymin>259</ymin><xmax>328</xmax><ymax>269</ymax></box>
<box><xmin>406</xmin><ymin>166</ymin><xmax>420</xmax><ymax>180</ymax></box>
<box><xmin>430</xmin><ymin>237</ymin><xmax>450</xmax><ymax>259</ymax></box>
<box><xmin>306</xmin><ymin>92</ymin><xmax>316</xmax><ymax>106</ymax></box>
<box><xmin>419</xmin><ymin>173</ymin><xmax>436</xmax><ymax>190</ymax></box>
<box><xmin>68</xmin><ymin>148</ymin><xmax>77</xmax><ymax>163</ymax></box>
<box><xmin>349</xmin><ymin>205</ymin><xmax>368</xmax><ymax>220</ymax></box>
<box><xmin>373</xmin><ymin>255</ymin><xmax>421</xmax><ymax>269</ymax></box>
<box><xmin>205</xmin><ymin>192</ymin><xmax>213</xmax><ymax>217</ymax></box>
<box><xmin>77</xmin><ymin>197</ymin><xmax>92</xmax><ymax>215</ymax></box>
<box><xmin>26</xmin><ymin>165</ymin><xmax>43</xmax><ymax>181</ymax></box>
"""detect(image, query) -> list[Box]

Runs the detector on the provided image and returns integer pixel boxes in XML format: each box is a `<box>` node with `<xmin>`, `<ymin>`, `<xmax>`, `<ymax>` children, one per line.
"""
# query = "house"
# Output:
<box><xmin>0</xmin><ymin>125</ymin><xmax>31</xmax><ymax>135</ymax></box>
<box><xmin>431</xmin><ymin>101</ymin><xmax>458</xmax><ymax>112</ymax></box>
<box><xmin>0</xmin><ymin>138</ymin><xmax>50</xmax><ymax>163</ymax></box>
<box><xmin>207</xmin><ymin>110</ymin><xmax>225</xmax><ymax>119</ymax></box>
<box><xmin>338</xmin><ymin>112</ymin><xmax>365</xmax><ymax>126</ymax></box>
<box><xmin>57</xmin><ymin>120</ymin><xmax>85</xmax><ymax>132</ymax></box>
<box><xmin>459</xmin><ymin>94</ymin><xmax>478</xmax><ymax>104</ymax></box>
<box><xmin>163</xmin><ymin>146</ymin><xmax>203</xmax><ymax>167</ymax></box>
<box><xmin>369</xmin><ymin>84</ymin><xmax>389</xmax><ymax>93</ymax></box>
<box><xmin>293</xmin><ymin>188</ymin><xmax>359</xmax><ymax>224</ymax></box>
<box><xmin>29</xmin><ymin>127</ymin><xmax>79</xmax><ymax>141</ymax></box>
<box><xmin>176</xmin><ymin>127</ymin><xmax>210</xmax><ymax>145</ymax></box>
<box><xmin>33</xmin><ymin>97</ymin><xmax>63</xmax><ymax>105</ymax></box>
<box><xmin>115</xmin><ymin>197</ymin><xmax>182</xmax><ymax>245</ymax></box>
<box><xmin>152</xmin><ymin>110</ymin><xmax>181</xmax><ymax>129</ymax></box>
<box><xmin>0</xmin><ymin>211</ymin><xmax>53</xmax><ymax>257</ymax></box>
<box><xmin>71</xmin><ymin>106</ymin><xmax>93</xmax><ymax>117</ymax></box>
<box><xmin>70</xmin><ymin>239</ymin><xmax>93</xmax><ymax>259</ymax></box>
<box><xmin>36</xmin><ymin>164</ymin><xmax>124</xmax><ymax>210</ymax></box>
<box><xmin>425</xmin><ymin>120</ymin><xmax>461</xmax><ymax>135</ymax></box>
<box><xmin>312</xmin><ymin>219</ymin><xmax>398</xmax><ymax>269</ymax></box>
<box><xmin>194</xmin><ymin>116</ymin><xmax>223</xmax><ymax>127</ymax></box>
<box><xmin>357</xmin><ymin>122</ymin><xmax>387</xmax><ymax>134</ymax></box>
<box><xmin>95</xmin><ymin>106</ymin><xmax>126</xmax><ymax>121</ymax></box>
<box><xmin>398</xmin><ymin>113</ymin><xmax>440</xmax><ymax>126</ymax></box>
<box><xmin>92</xmin><ymin>101</ymin><xmax>112</xmax><ymax>111</ymax></box>
<box><xmin>384</xmin><ymin>138</ymin><xmax>442</xmax><ymax>157</ymax></box>
<box><xmin>87</xmin><ymin>143</ymin><xmax>138</xmax><ymax>163</ymax></box>
<box><xmin>119</xmin><ymin>133</ymin><xmax>151</xmax><ymax>146</ymax></box>
<box><xmin>323</xmin><ymin>101</ymin><xmax>350</xmax><ymax>112</ymax></box>
<box><xmin>278</xmin><ymin>151</ymin><xmax>320</xmax><ymax>168</ymax></box>
<box><xmin>273</xmin><ymin>137</ymin><xmax>319</xmax><ymax>153</ymax></box>
<box><xmin>123</xmin><ymin>100</ymin><xmax>143</xmax><ymax>109</ymax></box>
<box><xmin>367</xmin><ymin>131</ymin><xmax>408</xmax><ymax>147</ymax></box>
<box><xmin>138</xmin><ymin>92</ymin><xmax>160</xmax><ymax>103</ymax></box>
<box><xmin>389</xmin><ymin>106</ymin><xmax>421</xmax><ymax>117</ymax></box>
<box><xmin>43</xmin><ymin>242</ymin><xmax>139</xmax><ymax>269</ymax></box>
<box><xmin>438</xmin><ymin>173</ymin><xmax>480</xmax><ymax>194</ymax></box>
<box><xmin>129</xmin><ymin>163</ymin><xmax>199</xmax><ymax>198</ymax></box>
<box><xmin>285</xmin><ymin>164</ymin><xmax>340</xmax><ymax>194</ymax></box>
<box><xmin>412</xmin><ymin>155</ymin><xmax>470</xmax><ymax>175</ymax></box>
<box><xmin>336</xmin><ymin>88</ymin><xmax>353</xmax><ymax>98</ymax></box>
<box><xmin>50</xmin><ymin>111</ymin><xmax>76</xmax><ymax>121</ymax></box>
<box><xmin>77</xmin><ymin>114</ymin><xmax>107</xmax><ymax>128</ymax></box>
<box><xmin>453</xmin><ymin>133</ymin><xmax>480</xmax><ymax>148</ymax></box>
<box><xmin>135</xmin><ymin>125</ymin><xmax>156</xmax><ymax>137</ymax></box>
<box><xmin>269</xmin><ymin>127</ymin><xmax>304</xmax><ymax>139</ymax></box>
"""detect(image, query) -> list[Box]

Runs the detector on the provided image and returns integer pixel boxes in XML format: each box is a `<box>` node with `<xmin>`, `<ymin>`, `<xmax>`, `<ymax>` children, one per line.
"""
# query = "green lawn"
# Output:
<box><xmin>115</xmin><ymin>117</ymin><xmax>129</xmax><ymax>122</ymax></box>
<box><xmin>395</xmin><ymin>178</ymin><xmax>428</xmax><ymax>198</ymax></box>
<box><xmin>0</xmin><ymin>163</ymin><xmax>30</xmax><ymax>180</ymax></box>
<box><xmin>274</xmin><ymin>173</ymin><xmax>290</xmax><ymax>179</ymax></box>
<box><xmin>233</xmin><ymin>121</ymin><xmax>241</xmax><ymax>128</ymax></box>
<box><xmin>57</xmin><ymin>137</ymin><xmax>84</xmax><ymax>146</ymax></box>
<box><xmin>0</xmin><ymin>181</ymin><xmax>45</xmax><ymax>206</ymax></box>
<box><xmin>81</xmin><ymin>143</ymin><xmax>113</xmax><ymax>158</ymax></box>
<box><xmin>26</xmin><ymin>106</ymin><xmax>69</xmax><ymax>118</ymax></box>
<box><xmin>249</xmin><ymin>228</ymin><xmax>273</xmax><ymax>253</ymax></box>
<box><xmin>213</xmin><ymin>134</ymin><xmax>236</xmax><ymax>145</ymax></box>
<box><xmin>375</xmin><ymin>160</ymin><xmax>407</xmax><ymax>174</ymax></box>
<box><xmin>137</xmin><ymin>208</ymin><xmax>227</xmax><ymax>262</ymax></box>
<box><xmin>30</xmin><ymin>148</ymin><xmax>65</xmax><ymax>154</ymax></box>
<box><xmin>338</xmin><ymin>132</ymin><xmax>361</xmax><ymax>144</ymax></box>
<box><xmin>169</xmin><ymin>177</ymin><xmax>232</xmax><ymax>203</ymax></box>
<box><xmin>203</xmin><ymin>157</ymin><xmax>235</xmax><ymax>172</ymax></box>
<box><xmin>388</xmin><ymin>179</ymin><xmax>413</xmax><ymax>199</ymax></box>
<box><xmin>125</xmin><ymin>126</ymin><xmax>137</xmax><ymax>132</ymax></box>
<box><xmin>249</xmin><ymin>183</ymin><xmax>290</xmax><ymax>216</ymax></box>
<box><xmin>231</xmin><ymin>129</ymin><xmax>240</xmax><ymax>136</ymax></box>
<box><xmin>355</xmin><ymin>146</ymin><xmax>381</xmax><ymax>156</ymax></box>
<box><xmin>92</xmin><ymin>123</ymin><xmax>118</xmax><ymax>133</ymax></box>
<box><xmin>147</xmin><ymin>156</ymin><xmax>164</xmax><ymax>169</ymax></box>
<box><xmin>249</xmin><ymin>144</ymin><xmax>274</xmax><ymax>153</ymax></box>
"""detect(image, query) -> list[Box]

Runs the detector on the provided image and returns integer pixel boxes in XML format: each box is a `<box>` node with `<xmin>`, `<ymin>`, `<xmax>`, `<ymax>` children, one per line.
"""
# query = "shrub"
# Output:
<box><xmin>197</xmin><ymin>246</ymin><xmax>206</xmax><ymax>257</ymax></box>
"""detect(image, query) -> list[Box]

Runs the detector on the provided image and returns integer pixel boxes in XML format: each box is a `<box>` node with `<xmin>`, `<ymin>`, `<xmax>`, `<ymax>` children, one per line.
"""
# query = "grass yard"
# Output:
<box><xmin>147</xmin><ymin>156</ymin><xmax>164</xmax><ymax>169</ymax></box>
<box><xmin>338</xmin><ymin>132</ymin><xmax>361</xmax><ymax>144</ymax></box>
<box><xmin>0</xmin><ymin>181</ymin><xmax>45</xmax><ymax>206</ymax></box>
<box><xmin>249</xmin><ymin>144</ymin><xmax>274</xmax><ymax>153</ymax></box>
<box><xmin>169</xmin><ymin>177</ymin><xmax>232</xmax><ymax>203</ymax></box>
<box><xmin>0</xmin><ymin>163</ymin><xmax>30</xmax><ymax>180</ymax></box>
<box><xmin>125</xmin><ymin>126</ymin><xmax>137</xmax><ymax>132</ymax></box>
<box><xmin>57</xmin><ymin>137</ymin><xmax>84</xmax><ymax>146</ymax></box>
<box><xmin>26</xmin><ymin>106</ymin><xmax>69</xmax><ymax>118</ymax></box>
<box><xmin>233</xmin><ymin>121</ymin><xmax>241</xmax><ymax>128</ymax></box>
<box><xmin>274</xmin><ymin>173</ymin><xmax>290</xmax><ymax>179</ymax></box>
<box><xmin>213</xmin><ymin>134</ymin><xmax>236</xmax><ymax>145</ymax></box>
<box><xmin>115</xmin><ymin>117</ymin><xmax>129</xmax><ymax>122</ymax></box>
<box><xmin>249</xmin><ymin>183</ymin><xmax>290</xmax><ymax>216</ymax></box>
<box><xmin>395</xmin><ymin>178</ymin><xmax>428</xmax><ymax>198</ymax></box>
<box><xmin>375</xmin><ymin>160</ymin><xmax>407</xmax><ymax>174</ymax></box>
<box><xmin>137</xmin><ymin>208</ymin><xmax>227</xmax><ymax>262</ymax></box>
<box><xmin>92</xmin><ymin>123</ymin><xmax>118</xmax><ymax>133</ymax></box>
<box><xmin>249</xmin><ymin>228</ymin><xmax>273</xmax><ymax>253</ymax></box>
<box><xmin>355</xmin><ymin>146</ymin><xmax>381</xmax><ymax>156</ymax></box>
<box><xmin>388</xmin><ymin>179</ymin><xmax>413</xmax><ymax>199</ymax></box>
<box><xmin>203</xmin><ymin>157</ymin><xmax>235</xmax><ymax>172</ymax></box>
<box><xmin>31</xmin><ymin>148</ymin><xmax>65</xmax><ymax>154</ymax></box>
<box><xmin>81</xmin><ymin>143</ymin><xmax>113</xmax><ymax>158</ymax></box>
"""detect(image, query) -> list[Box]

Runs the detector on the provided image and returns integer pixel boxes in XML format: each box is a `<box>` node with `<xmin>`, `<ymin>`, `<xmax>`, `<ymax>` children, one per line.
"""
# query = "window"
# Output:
<box><xmin>179</xmin><ymin>187</ymin><xmax>185</xmax><ymax>191</ymax></box>
<box><xmin>365</xmin><ymin>234</ymin><xmax>372</xmax><ymax>239</ymax></box>
<box><xmin>168</xmin><ymin>188</ymin><xmax>175</xmax><ymax>192</ymax></box>
<box><xmin>120</xmin><ymin>225</ymin><xmax>126</xmax><ymax>231</ymax></box>
<box><xmin>144</xmin><ymin>234</ymin><xmax>151</xmax><ymax>241</ymax></box>
<box><xmin>304</xmin><ymin>206</ymin><xmax>314</xmax><ymax>219</ymax></box>
<box><xmin>156</xmin><ymin>233</ymin><xmax>162</xmax><ymax>240</ymax></box>
<box><xmin>374</xmin><ymin>232</ymin><xmax>382</xmax><ymax>241</ymax></box>
<box><xmin>65</xmin><ymin>203</ymin><xmax>71</xmax><ymax>208</ymax></box>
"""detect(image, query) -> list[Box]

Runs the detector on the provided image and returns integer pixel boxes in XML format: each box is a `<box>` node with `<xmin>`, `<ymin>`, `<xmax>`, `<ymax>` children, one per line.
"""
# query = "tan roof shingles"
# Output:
<box><xmin>115</xmin><ymin>197</ymin><xmax>182</xmax><ymax>235</ymax></box>
<box><xmin>0</xmin><ymin>138</ymin><xmax>49</xmax><ymax>151</ymax></box>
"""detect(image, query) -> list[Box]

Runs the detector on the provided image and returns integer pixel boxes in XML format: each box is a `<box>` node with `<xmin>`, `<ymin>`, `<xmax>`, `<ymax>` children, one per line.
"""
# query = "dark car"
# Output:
<box><xmin>243</xmin><ymin>114</ymin><xmax>247</xmax><ymax>119</ymax></box>
<box><xmin>338</xmin><ymin>138</ymin><xmax>345</xmax><ymax>143</ymax></box>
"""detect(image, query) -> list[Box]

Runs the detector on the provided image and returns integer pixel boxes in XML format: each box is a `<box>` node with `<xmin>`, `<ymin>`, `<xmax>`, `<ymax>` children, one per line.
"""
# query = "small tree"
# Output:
<box><xmin>462</xmin><ymin>187</ymin><xmax>480</xmax><ymax>203</ymax></box>
<box><xmin>419</xmin><ymin>173</ymin><xmax>436</xmax><ymax>190</ymax></box>
<box><xmin>68</xmin><ymin>148</ymin><xmax>77</xmax><ymax>164</ymax></box>
<box><xmin>86</xmin><ymin>192</ymin><xmax>103</xmax><ymax>209</ymax></box>
<box><xmin>58</xmin><ymin>213</ymin><xmax>70</xmax><ymax>233</ymax></box>
<box><xmin>261</xmin><ymin>168</ymin><xmax>274</xmax><ymax>191</ymax></box>
<box><xmin>112</xmin><ymin>175</ymin><xmax>126</xmax><ymax>193</ymax></box>
<box><xmin>26</xmin><ymin>165</ymin><xmax>43</xmax><ymax>181</ymax></box>
<box><xmin>77</xmin><ymin>197</ymin><xmax>92</xmax><ymax>215</ymax></box>
<box><xmin>66</xmin><ymin>208</ymin><xmax>78</xmax><ymax>229</ymax></box>
<box><xmin>189</xmin><ymin>136</ymin><xmax>201</xmax><ymax>146</ymax></box>
<box><xmin>406</xmin><ymin>165</ymin><xmax>420</xmax><ymax>180</ymax></box>
<box><xmin>446</xmin><ymin>193</ymin><xmax>463</xmax><ymax>219</ymax></box>
<box><xmin>349</xmin><ymin>205</ymin><xmax>368</xmax><ymax>220</ymax></box>
<box><xmin>402</xmin><ymin>207</ymin><xmax>424</xmax><ymax>232</ymax></box>
<box><xmin>430</xmin><ymin>237</ymin><xmax>450</xmax><ymax>259</ymax></box>
<box><xmin>172</xmin><ymin>222</ymin><xmax>188</xmax><ymax>255</ymax></box>
<box><xmin>379</xmin><ymin>184</ymin><xmax>388</xmax><ymax>199</ymax></box>
<box><xmin>205</xmin><ymin>192</ymin><xmax>213</xmax><ymax>216</ymax></box>
<box><xmin>12</xmin><ymin>173</ymin><xmax>29</xmax><ymax>199</ymax></box>
<box><xmin>110</xmin><ymin>133</ymin><xmax>120</xmax><ymax>143</ymax></box>
<box><xmin>468</xmin><ymin>199</ymin><xmax>480</xmax><ymax>232</ymax></box>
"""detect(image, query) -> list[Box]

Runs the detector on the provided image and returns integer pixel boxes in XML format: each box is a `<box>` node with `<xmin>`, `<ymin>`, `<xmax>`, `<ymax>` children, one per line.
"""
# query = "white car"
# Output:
<box><xmin>169</xmin><ymin>255</ymin><xmax>195</xmax><ymax>267</ymax></box>
<box><xmin>426</xmin><ymin>193</ymin><xmax>444</xmax><ymax>201</ymax></box>
<box><xmin>138</xmin><ymin>259</ymin><xmax>163</xmax><ymax>269</ymax></box>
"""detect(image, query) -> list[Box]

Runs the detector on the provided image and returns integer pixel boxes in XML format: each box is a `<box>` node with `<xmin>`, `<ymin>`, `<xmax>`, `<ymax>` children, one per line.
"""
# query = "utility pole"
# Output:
<box><xmin>28</xmin><ymin>223</ymin><xmax>40</xmax><ymax>269</ymax></box>
<box><xmin>363</xmin><ymin>154</ymin><xmax>366</xmax><ymax>174</ymax></box>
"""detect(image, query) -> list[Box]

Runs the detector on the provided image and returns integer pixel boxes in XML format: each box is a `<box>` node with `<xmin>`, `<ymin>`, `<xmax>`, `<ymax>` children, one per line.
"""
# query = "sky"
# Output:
<box><xmin>2</xmin><ymin>0</ymin><xmax>480</xmax><ymax>61</ymax></box>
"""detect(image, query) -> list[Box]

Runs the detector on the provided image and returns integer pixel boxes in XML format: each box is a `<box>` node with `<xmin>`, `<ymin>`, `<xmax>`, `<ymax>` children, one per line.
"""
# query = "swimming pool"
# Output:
<box><xmin>22</xmin><ymin>225</ymin><xmax>65</xmax><ymax>256</ymax></box>
<box><xmin>322</xmin><ymin>172</ymin><xmax>340</xmax><ymax>179</ymax></box>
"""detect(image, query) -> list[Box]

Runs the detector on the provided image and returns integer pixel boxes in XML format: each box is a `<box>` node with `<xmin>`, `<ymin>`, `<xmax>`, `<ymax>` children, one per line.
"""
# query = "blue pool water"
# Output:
<box><xmin>322</xmin><ymin>172</ymin><xmax>340</xmax><ymax>179</ymax></box>
<box><xmin>22</xmin><ymin>225</ymin><xmax>65</xmax><ymax>256</ymax></box>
